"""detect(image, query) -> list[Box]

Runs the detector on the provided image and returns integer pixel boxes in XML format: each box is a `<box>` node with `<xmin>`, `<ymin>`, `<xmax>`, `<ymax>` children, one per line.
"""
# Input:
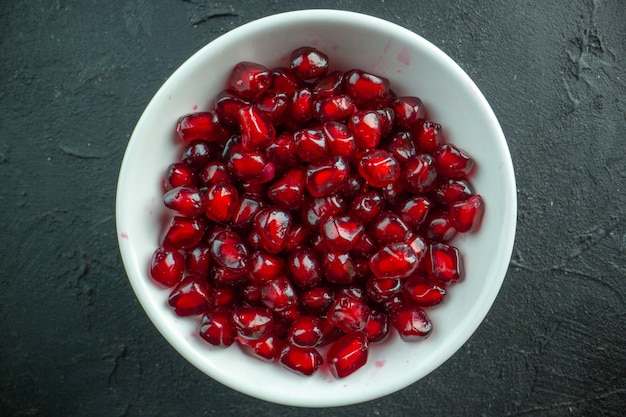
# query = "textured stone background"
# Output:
<box><xmin>1</xmin><ymin>0</ymin><xmax>625</xmax><ymax>416</ymax></box>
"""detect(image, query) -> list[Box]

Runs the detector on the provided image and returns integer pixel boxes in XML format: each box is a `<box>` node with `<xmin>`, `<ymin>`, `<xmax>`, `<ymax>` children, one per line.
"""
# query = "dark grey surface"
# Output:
<box><xmin>1</xmin><ymin>0</ymin><xmax>625</xmax><ymax>416</ymax></box>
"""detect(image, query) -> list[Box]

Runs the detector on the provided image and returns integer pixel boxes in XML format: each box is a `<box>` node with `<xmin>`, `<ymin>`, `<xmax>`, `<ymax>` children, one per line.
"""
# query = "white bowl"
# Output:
<box><xmin>116</xmin><ymin>9</ymin><xmax>516</xmax><ymax>407</ymax></box>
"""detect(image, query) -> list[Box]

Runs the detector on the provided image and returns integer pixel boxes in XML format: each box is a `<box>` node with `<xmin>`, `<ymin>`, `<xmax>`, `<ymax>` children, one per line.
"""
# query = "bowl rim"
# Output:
<box><xmin>116</xmin><ymin>8</ymin><xmax>517</xmax><ymax>407</ymax></box>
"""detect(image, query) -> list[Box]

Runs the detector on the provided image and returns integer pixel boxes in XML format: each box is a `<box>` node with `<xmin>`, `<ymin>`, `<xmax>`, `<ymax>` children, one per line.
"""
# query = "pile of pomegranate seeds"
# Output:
<box><xmin>149</xmin><ymin>46</ymin><xmax>484</xmax><ymax>378</ymax></box>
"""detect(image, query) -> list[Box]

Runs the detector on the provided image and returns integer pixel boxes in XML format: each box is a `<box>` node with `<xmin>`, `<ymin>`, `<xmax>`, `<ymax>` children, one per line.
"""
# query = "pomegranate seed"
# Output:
<box><xmin>320</xmin><ymin>215</ymin><xmax>364</xmax><ymax>252</ymax></box>
<box><xmin>255</xmin><ymin>90</ymin><xmax>289</xmax><ymax>126</ymax></box>
<box><xmin>198</xmin><ymin>161</ymin><xmax>231</xmax><ymax>187</ymax></box>
<box><xmin>403</xmin><ymin>154</ymin><xmax>438</xmax><ymax>193</ymax></box>
<box><xmin>369</xmin><ymin>211</ymin><xmax>412</xmax><ymax>245</ymax></box>
<box><xmin>434</xmin><ymin>178</ymin><xmax>474</xmax><ymax>207</ymax></box>
<box><xmin>288</xmin><ymin>87</ymin><xmax>314</xmax><ymax>127</ymax></box>
<box><xmin>228</xmin><ymin>61</ymin><xmax>271</xmax><ymax>99</ymax></box>
<box><xmin>279</xmin><ymin>344</ymin><xmax>323</xmax><ymax>376</ymax></box>
<box><xmin>398</xmin><ymin>196</ymin><xmax>432</xmax><ymax>228</ymax></box>
<box><xmin>415</xmin><ymin>120</ymin><xmax>442</xmax><ymax>153</ymax></box>
<box><xmin>314</xmin><ymin>94</ymin><xmax>355</xmax><ymax>122</ymax></box>
<box><xmin>271</xmin><ymin>67</ymin><xmax>299</xmax><ymax>96</ymax></box>
<box><xmin>423</xmin><ymin>210</ymin><xmax>457</xmax><ymax>242</ymax></box>
<box><xmin>210</xmin><ymin>230</ymin><xmax>248</xmax><ymax>274</ymax></box>
<box><xmin>162</xmin><ymin>216</ymin><xmax>205</xmax><ymax>250</ymax></box>
<box><xmin>215</xmin><ymin>89</ymin><xmax>250</xmax><ymax>127</ymax></box>
<box><xmin>229</xmin><ymin>148</ymin><xmax>275</xmax><ymax>184</ymax></box>
<box><xmin>294</xmin><ymin>128</ymin><xmax>328</xmax><ymax>162</ymax></box>
<box><xmin>390</xmin><ymin>305</ymin><xmax>432</xmax><ymax>341</ymax></box>
<box><xmin>237</xmin><ymin>106</ymin><xmax>276</xmax><ymax>151</ymax></box>
<box><xmin>168</xmin><ymin>275</ymin><xmax>211</xmax><ymax>316</ymax></box>
<box><xmin>284</xmin><ymin>223</ymin><xmax>311</xmax><ymax>252</ymax></box>
<box><xmin>261</xmin><ymin>276</ymin><xmax>298</xmax><ymax>312</ymax></box>
<box><xmin>351</xmin><ymin>232</ymin><xmax>377</xmax><ymax>256</ymax></box>
<box><xmin>323</xmin><ymin>121</ymin><xmax>356</xmax><ymax>159</ymax></box>
<box><xmin>181</xmin><ymin>140</ymin><xmax>216</xmax><ymax>168</ymax></box>
<box><xmin>336</xmin><ymin>284</ymin><xmax>367</xmax><ymax>302</ymax></box>
<box><xmin>186</xmin><ymin>244</ymin><xmax>212</xmax><ymax>280</ymax></box>
<box><xmin>176</xmin><ymin>110</ymin><xmax>229</xmax><ymax>142</ymax></box>
<box><xmin>253</xmin><ymin>207</ymin><xmax>292</xmax><ymax>254</ymax></box>
<box><xmin>312</xmin><ymin>70</ymin><xmax>344</xmax><ymax>98</ymax></box>
<box><xmin>390</xmin><ymin>96</ymin><xmax>425</xmax><ymax>130</ymax></box>
<box><xmin>349</xmin><ymin>110</ymin><xmax>383</xmax><ymax>149</ymax></box>
<box><xmin>350</xmin><ymin>190</ymin><xmax>384</xmax><ymax>223</ymax></box>
<box><xmin>287</xmin><ymin>247</ymin><xmax>322</xmax><ymax>288</ymax></box>
<box><xmin>427</xmin><ymin>242</ymin><xmax>464</xmax><ymax>285</ymax></box>
<box><xmin>288</xmin><ymin>315</ymin><xmax>324</xmax><ymax>348</ymax></box>
<box><xmin>327</xmin><ymin>294</ymin><xmax>371</xmax><ymax>334</ymax></box>
<box><xmin>366</xmin><ymin>276</ymin><xmax>402</xmax><ymax>303</ymax></box>
<box><xmin>232</xmin><ymin>306</ymin><xmax>275</xmax><ymax>340</ymax></box>
<box><xmin>384</xmin><ymin>131</ymin><xmax>417</xmax><ymax>164</ymax></box>
<box><xmin>449</xmin><ymin>194</ymin><xmax>485</xmax><ymax>232</ymax></box>
<box><xmin>163</xmin><ymin>162</ymin><xmax>196</xmax><ymax>190</ymax></box>
<box><xmin>267</xmin><ymin>169</ymin><xmax>306</xmax><ymax>209</ymax></box>
<box><xmin>211</xmin><ymin>285</ymin><xmax>239</xmax><ymax>308</ymax></box>
<box><xmin>433</xmin><ymin>144</ymin><xmax>475</xmax><ymax>179</ymax></box>
<box><xmin>363</xmin><ymin>309</ymin><xmax>390</xmax><ymax>343</ymax></box>
<box><xmin>149</xmin><ymin>247</ymin><xmax>185</xmax><ymax>287</ymax></box>
<box><xmin>344</xmin><ymin>69</ymin><xmax>390</xmax><ymax>108</ymax></box>
<box><xmin>376</xmin><ymin>107</ymin><xmax>395</xmax><ymax>137</ymax></box>
<box><xmin>211</xmin><ymin>266</ymin><xmax>247</xmax><ymax>287</ymax></box>
<box><xmin>380</xmin><ymin>180</ymin><xmax>407</xmax><ymax>207</ymax></box>
<box><xmin>403</xmin><ymin>275</ymin><xmax>446</xmax><ymax>307</ymax></box>
<box><xmin>199</xmin><ymin>309</ymin><xmax>236</xmax><ymax>346</ymax></box>
<box><xmin>203</xmin><ymin>183</ymin><xmax>239</xmax><ymax>223</ymax></box>
<box><xmin>290</xmin><ymin>46</ymin><xmax>329</xmax><ymax>80</ymax></box>
<box><xmin>247</xmin><ymin>251</ymin><xmax>284</xmax><ymax>285</ymax></box>
<box><xmin>369</xmin><ymin>242</ymin><xmax>419</xmax><ymax>279</ymax></box>
<box><xmin>305</xmin><ymin>157</ymin><xmax>350</xmax><ymax>198</ymax></box>
<box><xmin>301</xmin><ymin>286</ymin><xmax>334</xmax><ymax>315</ymax></box>
<box><xmin>301</xmin><ymin>194</ymin><xmax>345</xmax><ymax>229</ymax></box>
<box><xmin>326</xmin><ymin>333</ymin><xmax>369</xmax><ymax>378</ymax></box>
<box><xmin>266</xmin><ymin>131</ymin><xmax>299</xmax><ymax>167</ymax></box>
<box><xmin>238</xmin><ymin>334</ymin><xmax>282</xmax><ymax>361</ymax></box>
<box><xmin>231</xmin><ymin>193</ymin><xmax>265</xmax><ymax>228</ymax></box>
<box><xmin>323</xmin><ymin>251</ymin><xmax>357</xmax><ymax>284</ymax></box>
<box><xmin>242</xmin><ymin>283</ymin><xmax>262</xmax><ymax>304</ymax></box>
<box><xmin>357</xmin><ymin>149</ymin><xmax>401</xmax><ymax>187</ymax></box>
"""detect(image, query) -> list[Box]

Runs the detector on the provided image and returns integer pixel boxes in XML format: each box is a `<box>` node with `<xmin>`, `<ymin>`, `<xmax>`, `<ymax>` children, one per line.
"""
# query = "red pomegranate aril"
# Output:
<box><xmin>403</xmin><ymin>154</ymin><xmax>438</xmax><ymax>193</ymax></box>
<box><xmin>231</xmin><ymin>193</ymin><xmax>265</xmax><ymax>228</ymax></box>
<box><xmin>323</xmin><ymin>121</ymin><xmax>356</xmax><ymax>159</ymax></box>
<box><xmin>294</xmin><ymin>128</ymin><xmax>328</xmax><ymax>162</ymax></box>
<box><xmin>247</xmin><ymin>251</ymin><xmax>284</xmax><ymax>285</ymax></box>
<box><xmin>403</xmin><ymin>275</ymin><xmax>446</xmax><ymax>307</ymax></box>
<box><xmin>415</xmin><ymin>120</ymin><xmax>442</xmax><ymax>153</ymax></box>
<box><xmin>215</xmin><ymin>89</ymin><xmax>250</xmax><ymax>127</ymax></box>
<box><xmin>203</xmin><ymin>183</ymin><xmax>239</xmax><ymax>223</ymax></box>
<box><xmin>229</xmin><ymin>149</ymin><xmax>275</xmax><ymax>185</ymax></box>
<box><xmin>305</xmin><ymin>157</ymin><xmax>350</xmax><ymax>198</ymax></box>
<box><xmin>391</xmin><ymin>305</ymin><xmax>432</xmax><ymax>341</ymax></box>
<box><xmin>288</xmin><ymin>315</ymin><xmax>324</xmax><ymax>348</ymax></box>
<box><xmin>211</xmin><ymin>265</ymin><xmax>247</xmax><ymax>287</ymax></box>
<box><xmin>336</xmin><ymin>284</ymin><xmax>367</xmax><ymax>302</ymax></box>
<box><xmin>266</xmin><ymin>131</ymin><xmax>299</xmax><ymax>167</ymax></box>
<box><xmin>284</xmin><ymin>223</ymin><xmax>311</xmax><ymax>252</ymax></box>
<box><xmin>366</xmin><ymin>276</ymin><xmax>402</xmax><ymax>303</ymax></box>
<box><xmin>380</xmin><ymin>293</ymin><xmax>405</xmax><ymax>314</ymax></box>
<box><xmin>363</xmin><ymin>309</ymin><xmax>390</xmax><ymax>343</ymax></box>
<box><xmin>353</xmin><ymin>257</ymin><xmax>373</xmax><ymax>280</ymax></box>
<box><xmin>228</xmin><ymin>61</ymin><xmax>272</xmax><ymax>99</ymax></box>
<box><xmin>312</xmin><ymin>70</ymin><xmax>344</xmax><ymax>99</ymax></box>
<box><xmin>369</xmin><ymin>242</ymin><xmax>419</xmax><ymax>279</ymax></box>
<box><xmin>271</xmin><ymin>67</ymin><xmax>299</xmax><ymax>96</ymax></box>
<box><xmin>398</xmin><ymin>196</ymin><xmax>432</xmax><ymax>228</ymax></box>
<box><xmin>164</xmin><ymin>162</ymin><xmax>196</xmax><ymax>190</ymax></box>
<box><xmin>181</xmin><ymin>140</ymin><xmax>216</xmax><ymax>168</ymax></box>
<box><xmin>326</xmin><ymin>332</ymin><xmax>369</xmax><ymax>379</ymax></box>
<box><xmin>210</xmin><ymin>230</ymin><xmax>248</xmax><ymax>274</ymax></box>
<box><xmin>424</xmin><ymin>211</ymin><xmax>457</xmax><ymax>242</ymax></box>
<box><xmin>255</xmin><ymin>90</ymin><xmax>289</xmax><ymax>126</ymax></box>
<box><xmin>237</xmin><ymin>106</ymin><xmax>276</xmax><ymax>151</ymax></box>
<box><xmin>301</xmin><ymin>194</ymin><xmax>345</xmax><ymax>229</ymax></box>
<box><xmin>391</xmin><ymin>96</ymin><xmax>425</xmax><ymax>130</ymax></box>
<box><xmin>168</xmin><ymin>275</ymin><xmax>211</xmax><ymax>316</ymax></box>
<box><xmin>350</xmin><ymin>190</ymin><xmax>384</xmax><ymax>223</ymax></box>
<box><xmin>407</xmin><ymin>235</ymin><xmax>428</xmax><ymax>267</ymax></box>
<box><xmin>357</xmin><ymin>149</ymin><xmax>401</xmax><ymax>187</ymax></box>
<box><xmin>279</xmin><ymin>344</ymin><xmax>323</xmax><ymax>376</ymax></box>
<box><xmin>327</xmin><ymin>294</ymin><xmax>371</xmax><ymax>334</ymax></box>
<box><xmin>261</xmin><ymin>276</ymin><xmax>298</xmax><ymax>312</ymax></box>
<box><xmin>198</xmin><ymin>161</ymin><xmax>231</xmax><ymax>187</ymax></box>
<box><xmin>449</xmin><ymin>194</ymin><xmax>485</xmax><ymax>232</ymax></box>
<box><xmin>238</xmin><ymin>334</ymin><xmax>282</xmax><ymax>361</ymax></box>
<box><xmin>285</xmin><ymin>247</ymin><xmax>321</xmax><ymax>288</ymax></box>
<box><xmin>163</xmin><ymin>185</ymin><xmax>203</xmax><ymax>218</ymax></box>
<box><xmin>314</xmin><ymin>94</ymin><xmax>355</xmax><ymax>122</ymax></box>
<box><xmin>176</xmin><ymin>110</ymin><xmax>229</xmax><ymax>142</ymax></box>
<box><xmin>241</xmin><ymin>284</ymin><xmax>261</xmax><ymax>305</ymax></box>
<box><xmin>433</xmin><ymin>144</ymin><xmax>475</xmax><ymax>179</ymax></box>
<box><xmin>288</xmin><ymin>87</ymin><xmax>314</xmax><ymax>127</ymax></box>
<box><xmin>323</xmin><ymin>251</ymin><xmax>357</xmax><ymax>284</ymax></box>
<box><xmin>434</xmin><ymin>178</ymin><xmax>474</xmax><ymax>207</ymax></box>
<box><xmin>376</xmin><ymin>107</ymin><xmax>395</xmax><ymax>137</ymax></box>
<box><xmin>344</xmin><ymin>69</ymin><xmax>390</xmax><ymax>108</ymax></box>
<box><xmin>301</xmin><ymin>286</ymin><xmax>334</xmax><ymax>315</ymax></box>
<box><xmin>384</xmin><ymin>131</ymin><xmax>417</xmax><ymax>164</ymax></box>
<box><xmin>369</xmin><ymin>211</ymin><xmax>412</xmax><ymax>245</ymax></box>
<box><xmin>290</xmin><ymin>46</ymin><xmax>329</xmax><ymax>80</ymax></box>
<box><xmin>211</xmin><ymin>285</ymin><xmax>239</xmax><ymax>308</ymax></box>
<box><xmin>199</xmin><ymin>309</ymin><xmax>236</xmax><ymax>346</ymax></box>
<box><xmin>428</xmin><ymin>242</ymin><xmax>464</xmax><ymax>285</ymax></box>
<box><xmin>380</xmin><ymin>180</ymin><xmax>407</xmax><ymax>207</ymax></box>
<box><xmin>351</xmin><ymin>232</ymin><xmax>377</xmax><ymax>256</ymax></box>
<box><xmin>341</xmin><ymin>175</ymin><xmax>365</xmax><ymax>199</ymax></box>
<box><xmin>162</xmin><ymin>216</ymin><xmax>205</xmax><ymax>250</ymax></box>
<box><xmin>149</xmin><ymin>247</ymin><xmax>186</xmax><ymax>287</ymax></box>
<box><xmin>186</xmin><ymin>244</ymin><xmax>212</xmax><ymax>280</ymax></box>
<box><xmin>232</xmin><ymin>306</ymin><xmax>275</xmax><ymax>340</ymax></box>
<box><xmin>253</xmin><ymin>207</ymin><xmax>292</xmax><ymax>254</ymax></box>
<box><xmin>320</xmin><ymin>215</ymin><xmax>365</xmax><ymax>252</ymax></box>
<box><xmin>267</xmin><ymin>169</ymin><xmax>306</xmax><ymax>209</ymax></box>
<box><xmin>349</xmin><ymin>110</ymin><xmax>383</xmax><ymax>149</ymax></box>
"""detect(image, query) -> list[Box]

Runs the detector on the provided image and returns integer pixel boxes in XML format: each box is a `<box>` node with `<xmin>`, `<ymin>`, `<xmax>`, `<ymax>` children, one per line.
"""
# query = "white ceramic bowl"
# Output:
<box><xmin>116</xmin><ymin>9</ymin><xmax>516</xmax><ymax>407</ymax></box>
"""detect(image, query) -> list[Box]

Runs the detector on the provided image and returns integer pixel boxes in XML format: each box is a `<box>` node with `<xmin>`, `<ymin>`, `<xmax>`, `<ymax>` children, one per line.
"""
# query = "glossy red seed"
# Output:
<box><xmin>415</xmin><ymin>120</ymin><xmax>442</xmax><ymax>153</ymax></box>
<box><xmin>369</xmin><ymin>242</ymin><xmax>419</xmax><ymax>279</ymax></box>
<box><xmin>229</xmin><ymin>149</ymin><xmax>276</xmax><ymax>185</ymax></box>
<box><xmin>284</xmin><ymin>223</ymin><xmax>311</xmax><ymax>252</ymax></box>
<box><xmin>164</xmin><ymin>162</ymin><xmax>196</xmax><ymax>190</ymax></box>
<box><xmin>344</xmin><ymin>69</ymin><xmax>390</xmax><ymax>108</ymax></box>
<box><xmin>350</xmin><ymin>190</ymin><xmax>384</xmax><ymax>223</ymax></box>
<box><xmin>176</xmin><ymin>110</ymin><xmax>229</xmax><ymax>142</ymax></box>
<box><xmin>403</xmin><ymin>154</ymin><xmax>438</xmax><ymax>193</ymax></box>
<box><xmin>287</xmin><ymin>246</ymin><xmax>322</xmax><ymax>289</ymax></box>
<box><xmin>242</xmin><ymin>283</ymin><xmax>262</xmax><ymax>304</ymax></box>
<box><xmin>232</xmin><ymin>306</ymin><xmax>275</xmax><ymax>340</ymax></box>
<box><xmin>255</xmin><ymin>90</ymin><xmax>289</xmax><ymax>126</ymax></box>
<box><xmin>305</xmin><ymin>157</ymin><xmax>350</xmax><ymax>198</ymax></box>
<box><xmin>168</xmin><ymin>275</ymin><xmax>211</xmax><ymax>316</ymax></box>
<box><xmin>215</xmin><ymin>89</ymin><xmax>250</xmax><ymax>127</ymax></box>
<box><xmin>363</xmin><ymin>309</ymin><xmax>390</xmax><ymax>343</ymax></box>
<box><xmin>327</xmin><ymin>294</ymin><xmax>371</xmax><ymax>334</ymax></box>
<box><xmin>238</xmin><ymin>334</ymin><xmax>283</xmax><ymax>361</ymax></box>
<box><xmin>424</xmin><ymin>211</ymin><xmax>457</xmax><ymax>242</ymax></box>
<box><xmin>336</xmin><ymin>284</ymin><xmax>367</xmax><ymax>302</ymax></box>
<box><xmin>326</xmin><ymin>332</ymin><xmax>369</xmax><ymax>379</ymax></box>
<box><xmin>323</xmin><ymin>251</ymin><xmax>357</xmax><ymax>284</ymax></box>
<box><xmin>266</xmin><ymin>131</ymin><xmax>298</xmax><ymax>167</ymax></box>
<box><xmin>288</xmin><ymin>316</ymin><xmax>324</xmax><ymax>348</ymax></box>
<box><xmin>391</xmin><ymin>305</ymin><xmax>432</xmax><ymax>341</ymax></box>
<box><xmin>203</xmin><ymin>183</ymin><xmax>239</xmax><ymax>223</ymax></box>
<box><xmin>322</xmin><ymin>121</ymin><xmax>356</xmax><ymax>159</ymax></box>
<box><xmin>301</xmin><ymin>194</ymin><xmax>345</xmax><ymax>229</ymax></box>
<box><xmin>231</xmin><ymin>193</ymin><xmax>265</xmax><ymax>229</ymax></box>
<box><xmin>314</xmin><ymin>94</ymin><xmax>355</xmax><ymax>122</ymax></box>
<box><xmin>428</xmin><ymin>242</ymin><xmax>464</xmax><ymax>285</ymax></box>
<box><xmin>261</xmin><ymin>276</ymin><xmax>298</xmax><ymax>312</ymax></box>
<box><xmin>149</xmin><ymin>247</ymin><xmax>185</xmax><ymax>287</ymax></box>
<box><xmin>320</xmin><ymin>215</ymin><xmax>364</xmax><ymax>252</ymax></box>
<box><xmin>237</xmin><ymin>106</ymin><xmax>276</xmax><ymax>151</ymax></box>
<box><xmin>181</xmin><ymin>140</ymin><xmax>216</xmax><ymax>168</ymax></box>
<box><xmin>228</xmin><ymin>61</ymin><xmax>272</xmax><ymax>99</ymax></box>
<box><xmin>186</xmin><ymin>244</ymin><xmax>212</xmax><ymax>280</ymax></box>
<box><xmin>449</xmin><ymin>194</ymin><xmax>485</xmax><ymax>232</ymax></box>
<box><xmin>162</xmin><ymin>216</ymin><xmax>205</xmax><ymax>250</ymax></box>
<box><xmin>312</xmin><ymin>70</ymin><xmax>344</xmax><ymax>99</ymax></box>
<box><xmin>267</xmin><ymin>169</ymin><xmax>306</xmax><ymax>209</ymax></box>
<box><xmin>288</xmin><ymin>87</ymin><xmax>314</xmax><ymax>127</ymax></box>
<box><xmin>357</xmin><ymin>149</ymin><xmax>401</xmax><ymax>187</ymax></box>
<box><xmin>211</xmin><ymin>285</ymin><xmax>239</xmax><ymax>308</ymax></box>
<box><xmin>380</xmin><ymin>180</ymin><xmax>407</xmax><ymax>207</ymax></box>
<box><xmin>434</xmin><ymin>178</ymin><xmax>474</xmax><ymax>207</ymax></box>
<box><xmin>253</xmin><ymin>207</ymin><xmax>292</xmax><ymax>254</ymax></box>
<box><xmin>271</xmin><ymin>67</ymin><xmax>299</xmax><ymax>96</ymax></box>
<box><xmin>384</xmin><ymin>131</ymin><xmax>417</xmax><ymax>163</ymax></box>
<box><xmin>376</xmin><ymin>107</ymin><xmax>395</xmax><ymax>137</ymax></box>
<box><xmin>403</xmin><ymin>275</ymin><xmax>446</xmax><ymax>307</ymax></box>
<box><xmin>398</xmin><ymin>196</ymin><xmax>432</xmax><ymax>228</ymax></box>
<box><xmin>279</xmin><ymin>344</ymin><xmax>323</xmax><ymax>376</ymax></box>
<box><xmin>290</xmin><ymin>46</ymin><xmax>329</xmax><ymax>80</ymax></box>
<box><xmin>433</xmin><ymin>144</ymin><xmax>475</xmax><ymax>178</ymax></box>
<box><xmin>198</xmin><ymin>161</ymin><xmax>230</xmax><ymax>187</ymax></box>
<box><xmin>163</xmin><ymin>185</ymin><xmax>203</xmax><ymax>217</ymax></box>
<box><xmin>247</xmin><ymin>251</ymin><xmax>284</xmax><ymax>285</ymax></box>
<box><xmin>199</xmin><ymin>310</ymin><xmax>236</xmax><ymax>346</ymax></box>
<box><xmin>390</xmin><ymin>96</ymin><xmax>425</xmax><ymax>130</ymax></box>
<box><xmin>294</xmin><ymin>128</ymin><xmax>328</xmax><ymax>162</ymax></box>
<box><xmin>351</xmin><ymin>232</ymin><xmax>377</xmax><ymax>256</ymax></box>
<box><xmin>211</xmin><ymin>266</ymin><xmax>247</xmax><ymax>287</ymax></box>
<box><xmin>301</xmin><ymin>286</ymin><xmax>334</xmax><ymax>315</ymax></box>
<box><xmin>349</xmin><ymin>110</ymin><xmax>383</xmax><ymax>149</ymax></box>
<box><xmin>210</xmin><ymin>230</ymin><xmax>248</xmax><ymax>274</ymax></box>
<box><xmin>366</xmin><ymin>276</ymin><xmax>402</xmax><ymax>303</ymax></box>
<box><xmin>369</xmin><ymin>211</ymin><xmax>412</xmax><ymax>245</ymax></box>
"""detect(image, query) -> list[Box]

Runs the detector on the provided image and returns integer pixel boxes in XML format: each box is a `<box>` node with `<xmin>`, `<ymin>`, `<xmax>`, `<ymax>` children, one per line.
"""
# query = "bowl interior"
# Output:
<box><xmin>116</xmin><ymin>9</ymin><xmax>516</xmax><ymax>407</ymax></box>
